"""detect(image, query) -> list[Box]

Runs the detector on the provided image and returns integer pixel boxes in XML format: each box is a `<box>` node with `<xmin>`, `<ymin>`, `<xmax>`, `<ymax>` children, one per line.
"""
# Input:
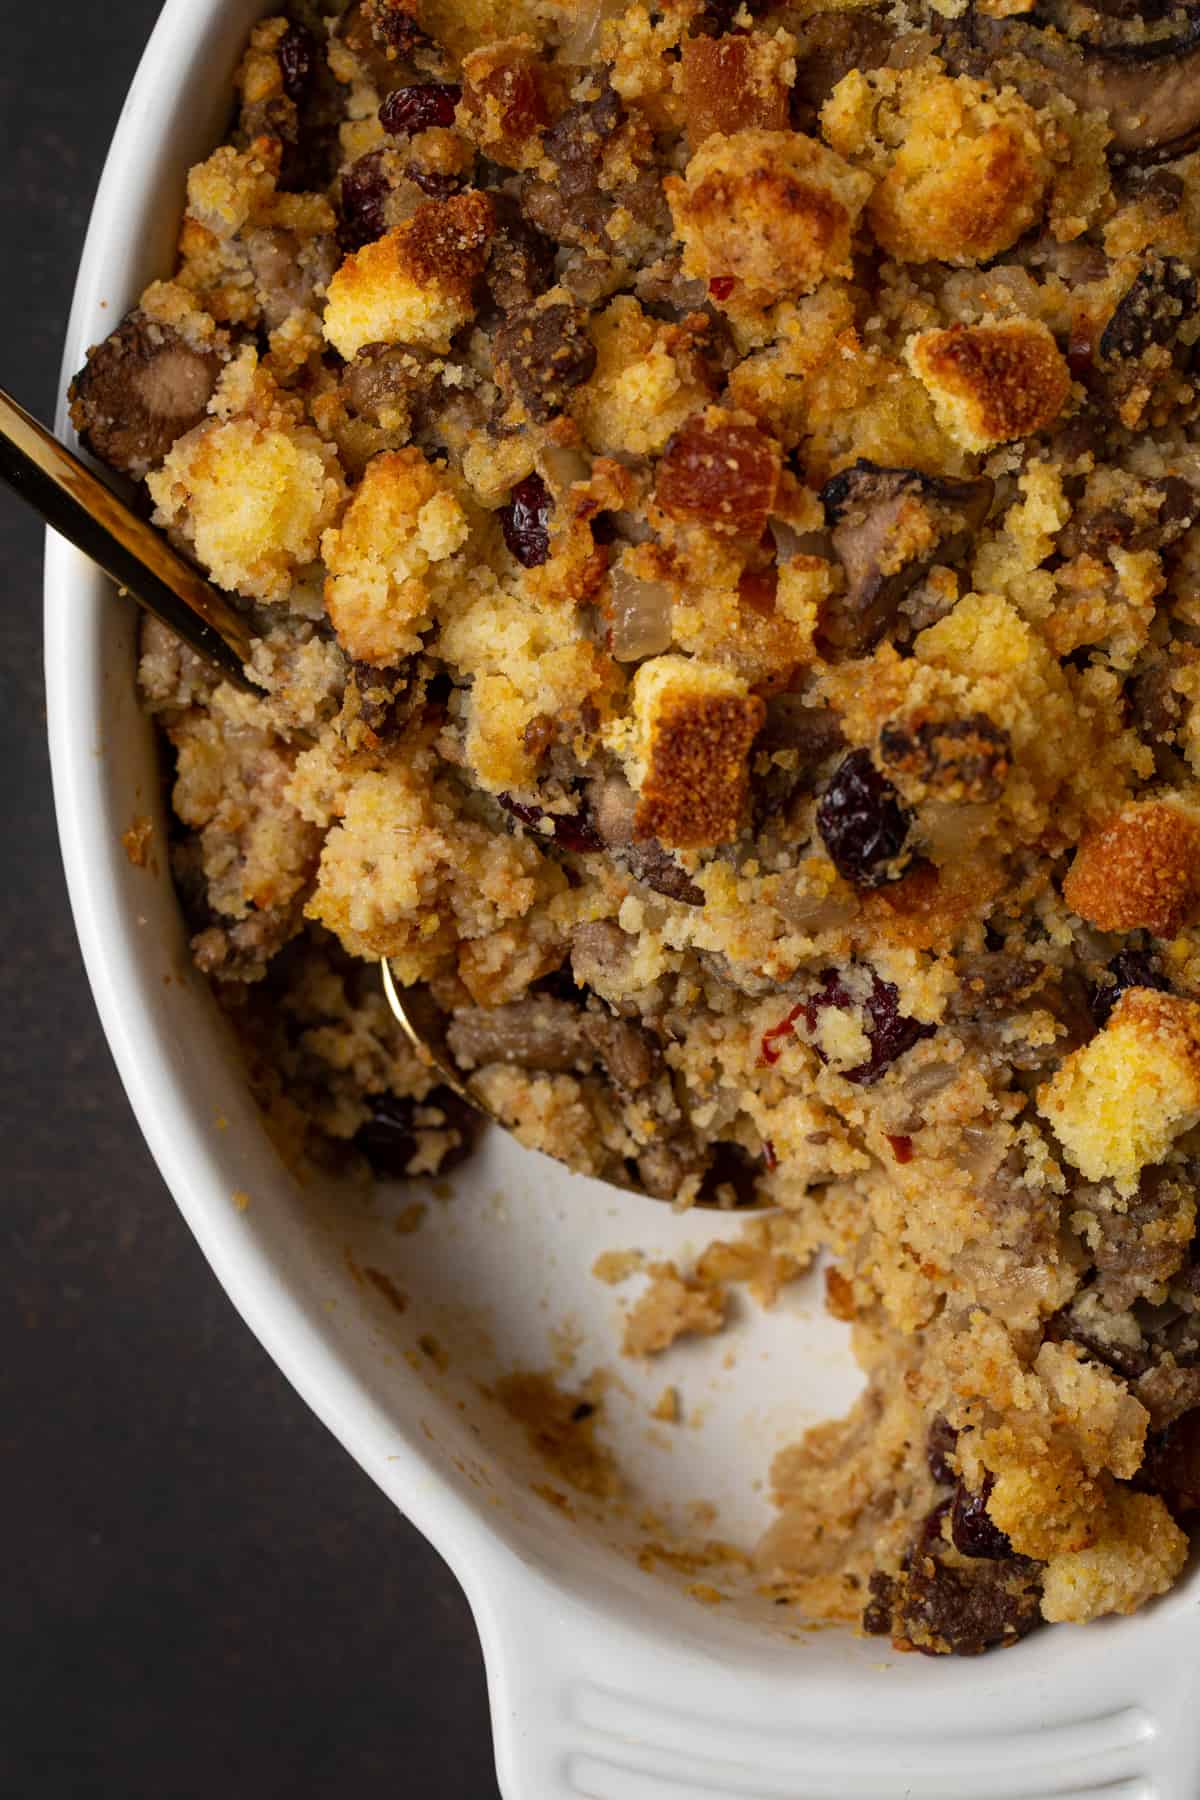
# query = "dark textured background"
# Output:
<box><xmin>1</xmin><ymin>5</ymin><xmax>500</xmax><ymax>1793</ymax></box>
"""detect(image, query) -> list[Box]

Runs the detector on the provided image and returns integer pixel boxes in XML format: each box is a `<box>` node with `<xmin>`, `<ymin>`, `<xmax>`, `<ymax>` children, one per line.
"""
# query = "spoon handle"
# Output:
<box><xmin>0</xmin><ymin>385</ymin><xmax>256</xmax><ymax>690</ymax></box>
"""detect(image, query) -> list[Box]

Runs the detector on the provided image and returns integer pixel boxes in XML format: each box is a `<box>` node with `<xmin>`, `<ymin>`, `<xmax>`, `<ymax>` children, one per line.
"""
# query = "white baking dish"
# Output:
<box><xmin>43</xmin><ymin>3</ymin><xmax>1200</xmax><ymax>1792</ymax></box>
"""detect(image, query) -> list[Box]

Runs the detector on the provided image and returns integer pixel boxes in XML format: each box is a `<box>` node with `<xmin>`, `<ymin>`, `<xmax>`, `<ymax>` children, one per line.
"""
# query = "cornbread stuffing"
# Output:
<box><xmin>71</xmin><ymin>0</ymin><xmax>1200</xmax><ymax>1656</ymax></box>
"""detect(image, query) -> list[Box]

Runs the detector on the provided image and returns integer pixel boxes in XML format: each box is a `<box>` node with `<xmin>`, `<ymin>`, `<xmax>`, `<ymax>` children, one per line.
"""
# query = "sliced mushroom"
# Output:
<box><xmin>570</xmin><ymin>920</ymin><xmax>636</xmax><ymax>990</ymax></box>
<box><xmin>782</xmin><ymin>7</ymin><xmax>895</xmax><ymax>129</ymax></box>
<box><xmin>446</xmin><ymin>992</ymin><xmax>662</xmax><ymax>1096</ymax></box>
<box><xmin>581</xmin><ymin>1012</ymin><xmax>662</xmax><ymax>1091</ymax></box>
<box><xmin>1099</xmin><ymin>255</ymin><xmax>1197</xmax><ymax>363</ymax></box>
<box><xmin>587</xmin><ymin>771</ymin><xmax>705</xmax><ymax>905</ymax></box>
<box><xmin>68</xmin><ymin>312</ymin><xmax>221</xmax><ymax>480</ymax></box>
<box><xmin>750</xmin><ymin>697</ymin><xmax>846</xmax><ymax>830</ymax></box>
<box><xmin>817</xmin><ymin>462</ymin><xmax>994</xmax><ymax>658</ymax></box>
<box><xmin>446</xmin><ymin>997</ymin><xmax>590</xmax><ymax>1073</ymax></box>
<box><xmin>992</xmin><ymin>14</ymin><xmax>1200</xmax><ymax>162</ymax></box>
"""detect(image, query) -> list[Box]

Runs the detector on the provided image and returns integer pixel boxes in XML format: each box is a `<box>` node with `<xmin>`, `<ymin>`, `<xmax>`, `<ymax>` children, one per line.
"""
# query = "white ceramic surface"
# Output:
<box><xmin>44</xmin><ymin>4</ymin><xmax>1200</xmax><ymax>1794</ymax></box>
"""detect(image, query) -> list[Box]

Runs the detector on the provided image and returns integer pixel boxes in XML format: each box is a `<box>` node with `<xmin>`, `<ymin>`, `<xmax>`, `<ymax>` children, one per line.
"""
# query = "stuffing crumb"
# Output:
<box><xmin>666</xmin><ymin>129</ymin><xmax>871</xmax><ymax>305</ymax></box>
<box><xmin>622</xmin><ymin>1262</ymin><xmax>728</xmax><ymax>1357</ymax></box>
<box><xmin>121</xmin><ymin>817</ymin><xmax>154</xmax><ymax>868</ymax></box>
<box><xmin>593</xmin><ymin>1248</ymin><xmax>646</xmax><ymax>1285</ymax></box>
<box><xmin>495</xmin><ymin>1370</ymin><xmax>621</xmax><ymax>1498</ymax></box>
<box><xmin>1039</xmin><ymin>990</ymin><xmax>1200</xmax><ymax>1194</ymax></box>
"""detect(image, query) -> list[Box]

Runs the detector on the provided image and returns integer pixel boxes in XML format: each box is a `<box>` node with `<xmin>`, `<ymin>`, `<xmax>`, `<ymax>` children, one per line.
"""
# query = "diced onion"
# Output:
<box><xmin>556</xmin><ymin>0</ymin><xmax>626</xmax><ymax>64</ymax></box>
<box><xmin>610</xmin><ymin>566</ymin><xmax>673</xmax><ymax>662</ymax></box>
<box><xmin>770</xmin><ymin>518</ymin><xmax>830</xmax><ymax>563</ymax></box>
<box><xmin>541</xmin><ymin>444</ymin><xmax>592</xmax><ymax>492</ymax></box>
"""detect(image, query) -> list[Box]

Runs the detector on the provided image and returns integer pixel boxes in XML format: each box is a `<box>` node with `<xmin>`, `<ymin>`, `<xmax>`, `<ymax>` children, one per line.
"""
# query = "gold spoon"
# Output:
<box><xmin>6</xmin><ymin>386</ymin><xmax>763</xmax><ymax>1210</ymax></box>
<box><xmin>0</xmin><ymin>385</ymin><xmax>255</xmax><ymax>690</ymax></box>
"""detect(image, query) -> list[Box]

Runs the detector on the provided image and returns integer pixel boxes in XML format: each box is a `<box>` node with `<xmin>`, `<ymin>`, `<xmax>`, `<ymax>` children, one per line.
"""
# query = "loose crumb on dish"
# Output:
<box><xmin>121</xmin><ymin>816</ymin><xmax>154</xmax><ymax>868</ymax></box>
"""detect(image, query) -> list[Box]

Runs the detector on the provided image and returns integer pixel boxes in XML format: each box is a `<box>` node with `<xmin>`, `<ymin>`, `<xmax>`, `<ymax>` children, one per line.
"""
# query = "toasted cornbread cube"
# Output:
<box><xmin>678</xmin><ymin>31</ymin><xmax>792</xmax><ymax>151</ymax></box>
<box><xmin>905</xmin><ymin>319</ymin><xmax>1071</xmax><ymax>452</ymax></box>
<box><xmin>1041</xmin><ymin>1489</ymin><xmax>1187</xmax><ymax>1624</ymax></box>
<box><xmin>323</xmin><ymin>191</ymin><xmax>493</xmax><ymax>358</ymax></box>
<box><xmin>148</xmin><ymin>415</ymin><xmax>346</xmax><ymax>601</ymax></box>
<box><xmin>630</xmin><ymin>655</ymin><xmax>765</xmax><ymax>849</ymax></box>
<box><xmin>665</xmin><ymin>129</ymin><xmax>871</xmax><ymax>306</ymax></box>
<box><xmin>825</xmin><ymin>69</ymin><xmax>1049</xmax><ymax>267</ymax></box>
<box><xmin>1038</xmin><ymin>989</ymin><xmax>1200</xmax><ymax>1194</ymax></box>
<box><xmin>457</xmin><ymin>33</ymin><xmax>550</xmax><ymax>169</ymax></box>
<box><xmin>322</xmin><ymin>448</ymin><xmax>470</xmax><ymax>664</ymax></box>
<box><xmin>573</xmin><ymin>297</ymin><xmax>713</xmax><ymax>458</ymax></box>
<box><xmin>1063</xmin><ymin>799</ymin><xmax>1200</xmax><ymax>938</ymax></box>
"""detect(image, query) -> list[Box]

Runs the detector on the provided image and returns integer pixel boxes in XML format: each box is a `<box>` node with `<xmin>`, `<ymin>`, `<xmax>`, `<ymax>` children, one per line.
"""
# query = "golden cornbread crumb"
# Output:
<box><xmin>622</xmin><ymin>1263</ymin><xmax>728</xmax><ymax>1357</ymax></box>
<box><xmin>630</xmin><ymin>655</ymin><xmax>765</xmax><ymax>849</ymax></box>
<box><xmin>1041</xmin><ymin>1490</ymin><xmax>1188</xmax><ymax>1624</ymax></box>
<box><xmin>185</xmin><ymin>141</ymin><xmax>277</xmax><ymax>240</ymax></box>
<box><xmin>121</xmin><ymin>816</ymin><xmax>154</xmax><ymax>869</ymax></box>
<box><xmin>323</xmin><ymin>191</ymin><xmax>494</xmax><ymax>357</ymax></box>
<box><xmin>148</xmin><ymin>413</ymin><xmax>346</xmax><ymax>601</ymax></box>
<box><xmin>905</xmin><ymin>319</ymin><xmax>1071</xmax><ymax>452</ymax></box>
<box><xmin>826</xmin><ymin>69</ymin><xmax>1049</xmax><ymax>267</ymax></box>
<box><xmin>593</xmin><ymin>1248</ymin><xmax>646</xmax><ymax>1285</ymax></box>
<box><xmin>1064</xmin><ymin>800</ymin><xmax>1200</xmax><ymax>939</ymax></box>
<box><xmin>574</xmin><ymin>298</ymin><xmax>712</xmax><ymax>458</ymax></box>
<box><xmin>1039</xmin><ymin>990</ymin><xmax>1200</xmax><ymax>1194</ymax></box>
<box><xmin>651</xmin><ymin>1385</ymin><xmax>681</xmax><ymax>1423</ymax></box>
<box><xmin>666</xmin><ymin>129</ymin><xmax>871</xmax><ymax>306</ymax></box>
<box><xmin>323</xmin><ymin>448</ymin><xmax>471</xmax><ymax>664</ymax></box>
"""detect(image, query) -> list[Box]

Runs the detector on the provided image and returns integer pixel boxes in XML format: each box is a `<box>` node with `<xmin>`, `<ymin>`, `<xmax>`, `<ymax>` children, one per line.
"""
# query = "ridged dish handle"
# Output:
<box><xmin>475</xmin><ymin>1564</ymin><xmax>602</xmax><ymax>1800</ymax></box>
<box><xmin>473</xmin><ymin>1557</ymin><xmax>1200</xmax><ymax>1800</ymax></box>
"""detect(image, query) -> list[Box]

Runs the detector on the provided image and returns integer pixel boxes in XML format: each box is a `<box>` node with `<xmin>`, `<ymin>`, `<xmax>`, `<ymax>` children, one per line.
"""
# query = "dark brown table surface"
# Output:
<box><xmin>2</xmin><ymin>6</ymin><xmax>500</xmax><ymax>1793</ymax></box>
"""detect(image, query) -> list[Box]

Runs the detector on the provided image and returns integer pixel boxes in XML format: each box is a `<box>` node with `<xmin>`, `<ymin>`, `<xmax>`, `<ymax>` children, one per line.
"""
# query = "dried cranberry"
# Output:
<box><xmin>404</xmin><ymin>165</ymin><xmax>462</xmax><ymax>199</ymax></box>
<box><xmin>951</xmin><ymin>1476</ymin><xmax>1014</xmax><ymax>1559</ymax></box>
<box><xmin>760</xmin><ymin>969</ymin><xmax>932</xmax><ymax>1081</ymax></box>
<box><xmin>759</xmin><ymin>1002</ymin><xmax>804</xmax><ymax>1066</ymax></box>
<box><xmin>340</xmin><ymin>150</ymin><xmax>391</xmax><ymax>249</ymax></box>
<box><xmin>926</xmin><ymin>1416</ymin><xmax>959</xmax><ymax>1486</ymax></box>
<box><xmin>355</xmin><ymin>1094</ymin><xmax>419</xmax><ymax>1178</ymax></box>
<box><xmin>497</xmin><ymin>792</ymin><xmax>603</xmax><ymax>853</ymax></box>
<box><xmin>886</xmin><ymin>1133</ymin><xmax>914</xmax><ymax>1163</ymax></box>
<box><xmin>708</xmin><ymin>276</ymin><xmax>736</xmax><ymax>301</ymax></box>
<box><xmin>803</xmin><ymin>967</ymin><xmax>934</xmax><ymax>1086</ymax></box>
<box><xmin>1089</xmin><ymin>949</ymin><xmax>1171</xmax><ymax>1029</ymax></box>
<box><xmin>500</xmin><ymin>472</ymin><xmax>553</xmax><ymax>567</ymax></box>
<box><xmin>816</xmin><ymin>748</ymin><xmax>911</xmax><ymax>888</ymax></box>
<box><xmin>278</xmin><ymin>23</ymin><xmax>315</xmax><ymax>101</ymax></box>
<box><xmin>380</xmin><ymin>82</ymin><xmax>461</xmax><ymax>137</ymax></box>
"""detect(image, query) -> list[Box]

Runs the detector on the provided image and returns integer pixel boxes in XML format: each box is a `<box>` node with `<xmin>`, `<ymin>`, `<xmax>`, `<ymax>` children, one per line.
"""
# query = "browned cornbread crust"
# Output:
<box><xmin>70</xmin><ymin>0</ymin><xmax>1200</xmax><ymax>1657</ymax></box>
